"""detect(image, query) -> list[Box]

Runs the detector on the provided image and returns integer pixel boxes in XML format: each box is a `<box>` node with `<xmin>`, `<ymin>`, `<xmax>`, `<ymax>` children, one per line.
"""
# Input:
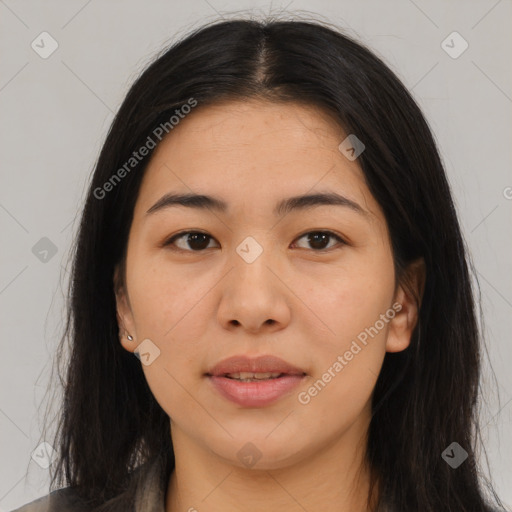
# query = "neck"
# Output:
<box><xmin>165</xmin><ymin>411</ymin><xmax>379</xmax><ymax>512</ymax></box>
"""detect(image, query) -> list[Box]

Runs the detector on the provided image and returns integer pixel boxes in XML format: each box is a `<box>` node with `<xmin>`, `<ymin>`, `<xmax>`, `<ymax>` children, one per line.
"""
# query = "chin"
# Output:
<box><xmin>211</xmin><ymin>431</ymin><xmax>311</xmax><ymax>471</ymax></box>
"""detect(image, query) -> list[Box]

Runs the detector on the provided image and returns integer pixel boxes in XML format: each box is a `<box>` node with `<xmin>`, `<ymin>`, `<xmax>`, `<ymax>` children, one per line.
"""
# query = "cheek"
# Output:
<box><xmin>126</xmin><ymin>256</ymin><xmax>217</xmax><ymax>393</ymax></box>
<box><xmin>127</xmin><ymin>254</ymin><xmax>210</xmax><ymax>337</ymax></box>
<box><xmin>297</xmin><ymin>278</ymin><xmax>391</xmax><ymax>423</ymax></box>
<box><xmin>298</xmin><ymin>256</ymin><xmax>395</xmax><ymax>398</ymax></box>
<box><xmin>304</xmin><ymin>258</ymin><xmax>395</xmax><ymax>342</ymax></box>
<box><xmin>127</xmin><ymin>261</ymin><xmax>210</xmax><ymax>414</ymax></box>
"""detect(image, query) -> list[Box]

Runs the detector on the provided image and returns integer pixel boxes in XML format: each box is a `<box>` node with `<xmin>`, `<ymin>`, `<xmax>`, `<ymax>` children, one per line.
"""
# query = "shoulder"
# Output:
<box><xmin>10</xmin><ymin>456</ymin><xmax>167</xmax><ymax>512</ymax></box>
<box><xmin>10</xmin><ymin>487</ymin><xmax>92</xmax><ymax>512</ymax></box>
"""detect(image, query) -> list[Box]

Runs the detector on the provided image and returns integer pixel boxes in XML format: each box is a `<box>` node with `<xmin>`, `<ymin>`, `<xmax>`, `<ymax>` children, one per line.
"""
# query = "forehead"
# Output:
<box><xmin>151</xmin><ymin>99</ymin><xmax>346</xmax><ymax>160</ymax></box>
<box><xmin>134</xmin><ymin>99</ymin><xmax>380</xmax><ymax>221</ymax></box>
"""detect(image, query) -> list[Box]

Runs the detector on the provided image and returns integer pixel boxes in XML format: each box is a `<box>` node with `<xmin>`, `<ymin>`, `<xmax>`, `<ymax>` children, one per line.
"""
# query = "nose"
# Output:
<box><xmin>217</xmin><ymin>242</ymin><xmax>291</xmax><ymax>334</ymax></box>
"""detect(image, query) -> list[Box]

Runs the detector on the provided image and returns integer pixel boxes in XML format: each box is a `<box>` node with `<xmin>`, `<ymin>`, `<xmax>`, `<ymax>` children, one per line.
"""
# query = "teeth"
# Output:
<box><xmin>225</xmin><ymin>372</ymin><xmax>282</xmax><ymax>381</ymax></box>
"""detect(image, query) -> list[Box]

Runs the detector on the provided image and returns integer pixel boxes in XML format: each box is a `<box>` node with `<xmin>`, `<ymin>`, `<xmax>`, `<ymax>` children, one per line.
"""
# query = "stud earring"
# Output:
<box><xmin>127</xmin><ymin>334</ymin><xmax>134</xmax><ymax>341</ymax></box>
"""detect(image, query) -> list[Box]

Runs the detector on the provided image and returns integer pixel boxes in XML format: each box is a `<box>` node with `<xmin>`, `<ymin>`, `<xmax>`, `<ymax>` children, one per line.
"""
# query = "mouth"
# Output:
<box><xmin>221</xmin><ymin>371</ymin><xmax>292</xmax><ymax>381</ymax></box>
<box><xmin>206</xmin><ymin>354</ymin><xmax>306</xmax><ymax>377</ymax></box>
<box><xmin>205</xmin><ymin>355</ymin><xmax>307</xmax><ymax>407</ymax></box>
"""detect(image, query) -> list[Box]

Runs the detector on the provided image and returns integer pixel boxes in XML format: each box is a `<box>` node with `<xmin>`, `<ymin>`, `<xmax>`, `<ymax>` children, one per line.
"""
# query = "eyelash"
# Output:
<box><xmin>162</xmin><ymin>230</ymin><xmax>348</xmax><ymax>253</ymax></box>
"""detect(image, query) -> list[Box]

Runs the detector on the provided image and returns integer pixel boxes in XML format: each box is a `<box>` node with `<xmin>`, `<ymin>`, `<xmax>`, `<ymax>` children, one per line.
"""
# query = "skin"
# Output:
<box><xmin>114</xmin><ymin>99</ymin><xmax>425</xmax><ymax>512</ymax></box>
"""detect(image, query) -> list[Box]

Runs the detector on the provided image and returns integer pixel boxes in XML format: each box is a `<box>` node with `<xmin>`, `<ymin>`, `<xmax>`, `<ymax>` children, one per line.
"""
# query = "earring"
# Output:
<box><xmin>127</xmin><ymin>334</ymin><xmax>134</xmax><ymax>341</ymax></box>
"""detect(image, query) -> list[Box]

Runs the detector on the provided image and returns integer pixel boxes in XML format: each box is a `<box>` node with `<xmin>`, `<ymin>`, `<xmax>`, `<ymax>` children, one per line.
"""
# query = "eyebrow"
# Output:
<box><xmin>146</xmin><ymin>191</ymin><xmax>369</xmax><ymax>218</ymax></box>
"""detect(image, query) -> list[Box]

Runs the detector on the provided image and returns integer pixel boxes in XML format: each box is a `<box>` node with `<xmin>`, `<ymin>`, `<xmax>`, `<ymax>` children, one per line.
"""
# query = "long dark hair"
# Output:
<box><xmin>42</xmin><ymin>16</ymin><xmax>506</xmax><ymax>512</ymax></box>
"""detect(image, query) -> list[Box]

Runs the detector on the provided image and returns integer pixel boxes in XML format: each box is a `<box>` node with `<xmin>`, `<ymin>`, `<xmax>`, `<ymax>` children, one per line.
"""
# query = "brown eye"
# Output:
<box><xmin>164</xmin><ymin>231</ymin><xmax>218</xmax><ymax>252</ymax></box>
<box><xmin>292</xmin><ymin>231</ymin><xmax>346</xmax><ymax>251</ymax></box>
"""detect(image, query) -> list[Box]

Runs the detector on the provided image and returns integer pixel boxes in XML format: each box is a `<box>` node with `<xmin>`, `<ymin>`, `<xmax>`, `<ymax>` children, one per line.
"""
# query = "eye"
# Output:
<box><xmin>163</xmin><ymin>231</ymin><xmax>219</xmax><ymax>252</ymax></box>
<box><xmin>291</xmin><ymin>230</ymin><xmax>346</xmax><ymax>251</ymax></box>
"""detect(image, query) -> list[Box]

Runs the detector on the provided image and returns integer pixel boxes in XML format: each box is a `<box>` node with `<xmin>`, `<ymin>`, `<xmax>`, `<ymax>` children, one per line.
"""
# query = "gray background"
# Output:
<box><xmin>1</xmin><ymin>0</ymin><xmax>511</xmax><ymax>510</ymax></box>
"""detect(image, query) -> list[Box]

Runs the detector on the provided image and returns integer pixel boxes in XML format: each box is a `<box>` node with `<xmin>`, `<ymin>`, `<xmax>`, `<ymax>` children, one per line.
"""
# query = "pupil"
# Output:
<box><xmin>309</xmin><ymin>232</ymin><xmax>328</xmax><ymax>250</ymax></box>
<box><xmin>189</xmin><ymin>233</ymin><xmax>209</xmax><ymax>250</ymax></box>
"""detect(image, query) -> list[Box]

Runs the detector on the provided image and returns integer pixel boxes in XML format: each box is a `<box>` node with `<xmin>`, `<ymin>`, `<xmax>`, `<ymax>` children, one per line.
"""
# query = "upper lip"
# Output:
<box><xmin>206</xmin><ymin>355</ymin><xmax>306</xmax><ymax>376</ymax></box>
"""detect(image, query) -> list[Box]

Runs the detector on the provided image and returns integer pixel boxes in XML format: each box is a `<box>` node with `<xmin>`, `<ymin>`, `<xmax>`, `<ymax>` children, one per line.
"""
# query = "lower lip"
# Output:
<box><xmin>208</xmin><ymin>374</ymin><xmax>305</xmax><ymax>407</ymax></box>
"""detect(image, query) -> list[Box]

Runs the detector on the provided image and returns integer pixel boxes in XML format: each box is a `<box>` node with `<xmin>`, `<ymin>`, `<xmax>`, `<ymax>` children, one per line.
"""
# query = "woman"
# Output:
<box><xmin>12</xmin><ymin>16</ymin><xmax>507</xmax><ymax>512</ymax></box>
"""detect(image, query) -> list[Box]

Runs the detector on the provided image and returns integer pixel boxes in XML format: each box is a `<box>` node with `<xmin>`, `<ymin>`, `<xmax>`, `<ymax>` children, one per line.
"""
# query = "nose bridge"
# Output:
<box><xmin>217</xmin><ymin>231</ymin><xmax>290</xmax><ymax>331</ymax></box>
<box><xmin>231</xmin><ymin>232</ymin><xmax>277</xmax><ymax>291</ymax></box>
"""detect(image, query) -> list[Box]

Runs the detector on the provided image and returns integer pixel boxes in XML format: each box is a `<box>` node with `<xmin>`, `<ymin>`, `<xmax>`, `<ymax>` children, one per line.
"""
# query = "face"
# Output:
<box><xmin>115</xmin><ymin>99</ymin><xmax>422</xmax><ymax>470</ymax></box>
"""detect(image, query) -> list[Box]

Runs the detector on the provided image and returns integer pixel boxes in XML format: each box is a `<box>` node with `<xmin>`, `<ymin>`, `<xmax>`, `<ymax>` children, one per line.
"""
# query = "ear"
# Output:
<box><xmin>386</xmin><ymin>258</ymin><xmax>426</xmax><ymax>353</ymax></box>
<box><xmin>113</xmin><ymin>263</ymin><xmax>137</xmax><ymax>353</ymax></box>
